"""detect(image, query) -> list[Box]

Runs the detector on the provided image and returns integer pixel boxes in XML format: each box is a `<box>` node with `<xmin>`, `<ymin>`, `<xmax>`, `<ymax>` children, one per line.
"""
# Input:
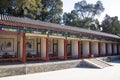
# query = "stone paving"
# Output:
<box><xmin>0</xmin><ymin>60</ymin><xmax>120</xmax><ymax>80</ymax></box>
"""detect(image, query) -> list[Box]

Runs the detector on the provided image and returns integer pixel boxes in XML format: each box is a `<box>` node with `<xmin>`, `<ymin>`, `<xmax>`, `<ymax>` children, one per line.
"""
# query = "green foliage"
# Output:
<box><xmin>63</xmin><ymin>0</ymin><xmax>104</xmax><ymax>30</ymax></box>
<box><xmin>40</xmin><ymin>0</ymin><xmax>63</xmax><ymax>23</ymax></box>
<box><xmin>0</xmin><ymin>0</ymin><xmax>63</xmax><ymax>24</ymax></box>
<box><xmin>101</xmin><ymin>15</ymin><xmax>120</xmax><ymax>34</ymax></box>
<box><xmin>74</xmin><ymin>0</ymin><xmax>104</xmax><ymax>19</ymax></box>
<box><xmin>0</xmin><ymin>0</ymin><xmax>12</xmax><ymax>14</ymax></box>
<box><xmin>63</xmin><ymin>10</ymin><xmax>80</xmax><ymax>27</ymax></box>
<box><xmin>16</xmin><ymin>0</ymin><xmax>41</xmax><ymax>19</ymax></box>
<box><xmin>0</xmin><ymin>0</ymin><xmax>42</xmax><ymax>19</ymax></box>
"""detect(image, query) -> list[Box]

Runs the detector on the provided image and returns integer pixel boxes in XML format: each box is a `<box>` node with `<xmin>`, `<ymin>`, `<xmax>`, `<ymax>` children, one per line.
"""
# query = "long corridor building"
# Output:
<box><xmin>0</xmin><ymin>15</ymin><xmax>120</xmax><ymax>63</ymax></box>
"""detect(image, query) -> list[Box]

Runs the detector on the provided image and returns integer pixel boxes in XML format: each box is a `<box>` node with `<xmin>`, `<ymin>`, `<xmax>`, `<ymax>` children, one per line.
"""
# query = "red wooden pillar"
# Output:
<box><xmin>117</xmin><ymin>44</ymin><xmax>119</xmax><ymax>55</ymax></box>
<box><xmin>98</xmin><ymin>42</ymin><xmax>101</xmax><ymax>57</ymax></box>
<box><xmin>46</xmin><ymin>38</ymin><xmax>49</xmax><ymax>61</ymax></box>
<box><xmin>64</xmin><ymin>39</ymin><xmax>67</xmax><ymax>60</ymax></box>
<box><xmin>89</xmin><ymin>41</ymin><xmax>92</xmax><ymax>58</ymax></box>
<box><xmin>78</xmin><ymin>41</ymin><xmax>82</xmax><ymax>58</ymax></box>
<box><xmin>22</xmin><ymin>31</ymin><xmax>26</xmax><ymax>63</ymax></box>
<box><xmin>112</xmin><ymin>43</ymin><xmax>114</xmax><ymax>55</ymax></box>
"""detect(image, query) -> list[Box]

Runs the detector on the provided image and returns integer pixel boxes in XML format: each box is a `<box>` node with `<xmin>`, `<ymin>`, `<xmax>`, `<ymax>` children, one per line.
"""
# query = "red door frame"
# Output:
<box><xmin>46</xmin><ymin>38</ymin><xmax>49</xmax><ymax>61</ymax></box>
<box><xmin>89</xmin><ymin>41</ymin><xmax>92</xmax><ymax>58</ymax></box>
<box><xmin>105</xmin><ymin>43</ymin><xmax>108</xmax><ymax>56</ymax></box>
<box><xmin>78</xmin><ymin>41</ymin><xmax>82</xmax><ymax>58</ymax></box>
<box><xmin>22</xmin><ymin>31</ymin><xmax>26</xmax><ymax>63</ymax></box>
<box><xmin>117</xmin><ymin>44</ymin><xmax>119</xmax><ymax>55</ymax></box>
<box><xmin>64</xmin><ymin>39</ymin><xmax>67</xmax><ymax>60</ymax></box>
<box><xmin>112</xmin><ymin>43</ymin><xmax>114</xmax><ymax>55</ymax></box>
<box><xmin>98</xmin><ymin>42</ymin><xmax>101</xmax><ymax>57</ymax></box>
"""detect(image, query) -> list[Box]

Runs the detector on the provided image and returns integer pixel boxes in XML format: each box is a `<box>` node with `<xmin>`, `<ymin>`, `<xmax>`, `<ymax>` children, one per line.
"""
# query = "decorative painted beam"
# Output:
<box><xmin>0</xmin><ymin>20</ymin><xmax>119</xmax><ymax>41</ymax></box>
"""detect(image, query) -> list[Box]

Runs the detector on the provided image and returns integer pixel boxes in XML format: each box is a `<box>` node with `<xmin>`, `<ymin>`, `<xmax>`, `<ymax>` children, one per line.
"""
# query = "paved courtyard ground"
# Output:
<box><xmin>0</xmin><ymin>61</ymin><xmax>120</xmax><ymax>80</ymax></box>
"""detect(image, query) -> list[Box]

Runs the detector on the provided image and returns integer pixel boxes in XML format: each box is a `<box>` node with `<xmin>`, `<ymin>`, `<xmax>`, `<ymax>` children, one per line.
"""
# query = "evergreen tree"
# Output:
<box><xmin>63</xmin><ymin>0</ymin><xmax>104</xmax><ymax>30</ymax></box>
<box><xmin>101</xmin><ymin>15</ymin><xmax>120</xmax><ymax>34</ymax></box>
<box><xmin>40</xmin><ymin>0</ymin><xmax>63</xmax><ymax>23</ymax></box>
<box><xmin>0</xmin><ymin>0</ymin><xmax>42</xmax><ymax>19</ymax></box>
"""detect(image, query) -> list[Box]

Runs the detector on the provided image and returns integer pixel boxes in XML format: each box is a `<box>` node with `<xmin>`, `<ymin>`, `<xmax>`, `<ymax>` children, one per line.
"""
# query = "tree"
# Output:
<box><xmin>0</xmin><ymin>0</ymin><xmax>63</xmax><ymax>24</ymax></box>
<box><xmin>63</xmin><ymin>10</ymin><xmax>80</xmax><ymax>27</ymax></box>
<box><xmin>14</xmin><ymin>0</ymin><xmax>42</xmax><ymax>19</ymax></box>
<box><xmin>63</xmin><ymin>0</ymin><xmax>104</xmax><ymax>30</ymax></box>
<box><xmin>40</xmin><ymin>0</ymin><xmax>63</xmax><ymax>23</ymax></box>
<box><xmin>0</xmin><ymin>0</ymin><xmax>12</xmax><ymax>15</ymax></box>
<box><xmin>74</xmin><ymin>0</ymin><xmax>104</xmax><ymax>19</ymax></box>
<box><xmin>101</xmin><ymin>15</ymin><xmax>120</xmax><ymax>34</ymax></box>
<box><xmin>0</xmin><ymin>0</ymin><xmax>42</xmax><ymax>19</ymax></box>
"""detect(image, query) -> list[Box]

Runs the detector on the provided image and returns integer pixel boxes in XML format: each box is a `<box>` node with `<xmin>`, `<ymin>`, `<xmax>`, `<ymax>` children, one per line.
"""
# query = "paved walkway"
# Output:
<box><xmin>0</xmin><ymin>61</ymin><xmax>120</xmax><ymax>80</ymax></box>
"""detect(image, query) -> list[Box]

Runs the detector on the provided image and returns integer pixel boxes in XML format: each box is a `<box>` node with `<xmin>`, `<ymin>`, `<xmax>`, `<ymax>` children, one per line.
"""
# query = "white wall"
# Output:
<box><xmin>114</xmin><ymin>44</ymin><xmax>117</xmax><ymax>54</ymax></box>
<box><xmin>91</xmin><ymin>42</ymin><xmax>98</xmax><ymax>55</ymax></box>
<box><xmin>108</xmin><ymin>43</ymin><xmax>112</xmax><ymax>55</ymax></box>
<box><xmin>72</xmin><ymin>40</ymin><xmax>78</xmax><ymax>57</ymax></box>
<box><xmin>58</xmin><ymin>39</ymin><xmax>64</xmax><ymax>57</ymax></box>
<box><xmin>0</xmin><ymin>35</ymin><xmax>17</xmax><ymax>56</ymax></box>
<box><xmin>41</xmin><ymin>38</ymin><xmax>46</xmax><ymax>59</ymax></box>
<box><xmin>82</xmin><ymin>41</ymin><xmax>89</xmax><ymax>55</ymax></box>
<box><xmin>101</xmin><ymin>43</ymin><xmax>105</xmax><ymax>55</ymax></box>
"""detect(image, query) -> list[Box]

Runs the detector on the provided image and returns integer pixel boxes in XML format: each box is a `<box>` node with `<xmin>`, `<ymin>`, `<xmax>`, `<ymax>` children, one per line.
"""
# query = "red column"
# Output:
<box><xmin>46</xmin><ymin>38</ymin><xmax>49</xmax><ymax>61</ymax></box>
<box><xmin>89</xmin><ymin>41</ymin><xmax>92</xmax><ymax>58</ymax></box>
<box><xmin>78</xmin><ymin>41</ymin><xmax>82</xmax><ymax>58</ymax></box>
<box><xmin>64</xmin><ymin>39</ymin><xmax>67</xmax><ymax>60</ymax></box>
<box><xmin>112</xmin><ymin>43</ymin><xmax>114</xmax><ymax>55</ymax></box>
<box><xmin>22</xmin><ymin>31</ymin><xmax>26</xmax><ymax>63</ymax></box>
<box><xmin>105</xmin><ymin>43</ymin><xmax>108</xmax><ymax>56</ymax></box>
<box><xmin>117</xmin><ymin>44</ymin><xmax>119</xmax><ymax>55</ymax></box>
<box><xmin>98</xmin><ymin>42</ymin><xmax>101</xmax><ymax>57</ymax></box>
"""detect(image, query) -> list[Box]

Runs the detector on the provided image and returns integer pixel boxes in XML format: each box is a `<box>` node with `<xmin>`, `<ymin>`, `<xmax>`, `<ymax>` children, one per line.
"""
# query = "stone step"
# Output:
<box><xmin>83</xmin><ymin>58</ymin><xmax>112</xmax><ymax>68</ymax></box>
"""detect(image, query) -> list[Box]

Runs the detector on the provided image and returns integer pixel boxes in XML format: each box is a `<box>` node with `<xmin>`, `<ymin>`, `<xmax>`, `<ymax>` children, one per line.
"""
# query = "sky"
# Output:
<box><xmin>61</xmin><ymin>0</ymin><xmax>120</xmax><ymax>22</ymax></box>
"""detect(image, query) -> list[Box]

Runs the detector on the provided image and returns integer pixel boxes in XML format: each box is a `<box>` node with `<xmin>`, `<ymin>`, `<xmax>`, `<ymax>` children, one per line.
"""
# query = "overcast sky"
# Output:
<box><xmin>61</xmin><ymin>0</ymin><xmax>120</xmax><ymax>22</ymax></box>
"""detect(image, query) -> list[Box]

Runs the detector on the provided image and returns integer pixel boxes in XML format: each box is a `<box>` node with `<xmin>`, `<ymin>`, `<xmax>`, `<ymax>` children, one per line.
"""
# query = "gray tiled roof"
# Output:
<box><xmin>0</xmin><ymin>14</ymin><xmax>119</xmax><ymax>39</ymax></box>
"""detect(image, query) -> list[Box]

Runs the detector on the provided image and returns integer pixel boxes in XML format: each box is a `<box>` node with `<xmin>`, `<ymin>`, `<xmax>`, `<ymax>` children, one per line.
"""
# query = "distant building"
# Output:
<box><xmin>0</xmin><ymin>14</ymin><xmax>120</xmax><ymax>63</ymax></box>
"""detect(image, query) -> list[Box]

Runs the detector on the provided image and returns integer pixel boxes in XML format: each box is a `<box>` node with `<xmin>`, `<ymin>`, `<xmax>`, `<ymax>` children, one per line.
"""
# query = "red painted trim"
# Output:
<box><xmin>27</xmin><ymin>57</ymin><xmax>41</xmax><ymax>60</ymax></box>
<box><xmin>89</xmin><ymin>42</ymin><xmax>92</xmax><ymax>58</ymax></box>
<box><xmin>22</xmin><ymin>31</ymin><xmax>26</xmax><ymax>63</ymax></box>
<box><xmin>78</xmin><ymin>41</ymin><xmax>82</xmax><ymax>58</ymax></box>
<box><xmin>105</xmin><ymin>43</ymin><xmax>108</xmax><ymax>56</ymax></box>
<box><xmin>46</xmin><ymin>38</ymin><xmax>49</xmax><ymax>61</ymax></box>
<box><xmin>49</xmin><ymin>56</ymin><xmax>64</xmax><ymax>59</ymax></box>
<box><xmin>67</xmin><ymin>56</ymin><xmax>72</xmax><ymax>58</ymax></box>
<box><xmin>64</xmin><ymin>40</ymin><xmax>67</xmax><ymax>60</ymax></box>
<box><xmin>98</xmin><ymin>42</ymin><xmax>101</xmax><ymax>57</ymax></box>
<box><xmin>112</xmin><ymin>43</ymin><xmax>114</xmax><ymax>55</ymax></box>
<box><xmin>0</xmin><ymin>58</ymin><xmax>21</xmax><ymax>61</ymax></box>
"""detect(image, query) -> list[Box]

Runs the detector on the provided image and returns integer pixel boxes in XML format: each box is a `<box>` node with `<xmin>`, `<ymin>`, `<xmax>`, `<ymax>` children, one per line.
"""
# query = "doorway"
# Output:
<box><xmin>36</xmin><ymin>38</ymin><xmax>41</xmax><ymax>57</ymax></box>
<box><xmin>67</xmin><ymin>40</ymin><xmax>72</xmax><ymax>56</ymax></box>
